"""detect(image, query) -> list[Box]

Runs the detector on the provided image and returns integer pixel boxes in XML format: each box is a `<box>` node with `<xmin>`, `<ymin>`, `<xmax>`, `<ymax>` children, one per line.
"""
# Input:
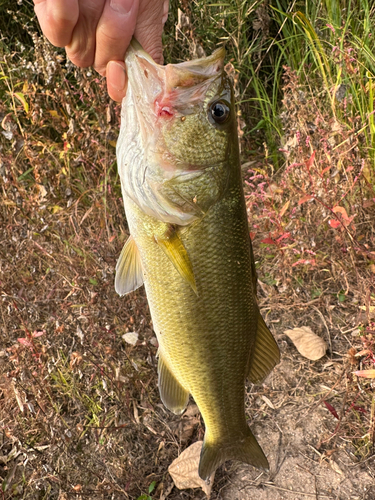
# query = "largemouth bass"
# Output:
<box><xmin>115</xmin><ymin>40</ymin><xmax>280</xmax><ymax>481</ymax></box>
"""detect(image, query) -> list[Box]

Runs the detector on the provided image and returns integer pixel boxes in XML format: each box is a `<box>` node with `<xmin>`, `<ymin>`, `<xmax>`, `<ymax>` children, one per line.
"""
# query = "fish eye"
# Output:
<box><xmin>209</xmin><ymin>100</ymin><xmax>230</xmax><ymax>124</ymax></box>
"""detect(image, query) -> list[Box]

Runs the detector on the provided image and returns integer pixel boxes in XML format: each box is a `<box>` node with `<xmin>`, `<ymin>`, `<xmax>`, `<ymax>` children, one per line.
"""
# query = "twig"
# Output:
<box><xmin>260</xmin><ymin>297</ymin><xmax>322</xmax><ymax>312</ymax></box>
<box><xmin>258</xmin><ymin>483</ymin><xmax>333</xmax><ymax>499</ymax></box>
<box><xmin>32</xmin><ymin>239</ymin><xmax>57</xmax><ymax>262</ymax></box>
<box><xmin>313</xmin><ymin>305</ymin><xmax>332</xmax><ymax>354</ymax></box>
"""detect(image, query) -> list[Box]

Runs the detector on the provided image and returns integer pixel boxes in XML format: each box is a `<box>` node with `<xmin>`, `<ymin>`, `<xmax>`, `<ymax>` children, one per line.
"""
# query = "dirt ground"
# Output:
<box><xmin>1</xmin><ymin>205</ymin><xmax>374</xmax><ymax>500</ymax></box>
<box><xmin>220</xmin><ymin>356</ymin><xmax>375</xmax><ymax>500</ymax></box>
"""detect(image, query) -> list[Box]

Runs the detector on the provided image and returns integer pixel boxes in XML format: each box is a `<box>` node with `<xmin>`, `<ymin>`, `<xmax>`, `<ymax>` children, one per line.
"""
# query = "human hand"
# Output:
<box><xmin>33</xmin><ymin>0</ymin><xmax>169</xmax><ymax>102</ymax></box>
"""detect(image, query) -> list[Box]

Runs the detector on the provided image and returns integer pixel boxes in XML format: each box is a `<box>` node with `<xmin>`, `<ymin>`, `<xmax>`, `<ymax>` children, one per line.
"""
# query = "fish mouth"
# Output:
<box><xmin>125</xmin><ymin>38</ymin><xmax>226</xmax><ymax>119</ymax></box>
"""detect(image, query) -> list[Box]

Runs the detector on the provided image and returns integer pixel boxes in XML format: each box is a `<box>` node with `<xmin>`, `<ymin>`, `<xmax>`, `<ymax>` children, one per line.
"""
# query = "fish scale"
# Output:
<box><xmin>116</xmin><ymin>39</ymin><xmax>280</xmax><ymax>481</ymax></box>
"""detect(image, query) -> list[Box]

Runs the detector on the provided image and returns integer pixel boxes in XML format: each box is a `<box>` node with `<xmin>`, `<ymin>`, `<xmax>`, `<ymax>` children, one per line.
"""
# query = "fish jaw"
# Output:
<box><xmin>116</xmin><ymin>40</ymin><xmax>230</xmax><ymax>226</ymax></box>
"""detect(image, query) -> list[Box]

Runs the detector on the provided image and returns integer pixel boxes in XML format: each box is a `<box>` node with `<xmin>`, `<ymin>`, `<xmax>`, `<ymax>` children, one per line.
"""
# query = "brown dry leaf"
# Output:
<box><xmin>329</xmin><ymin>459</ymin><xmax>344</xmax><ymax>475</ymax></box>
<box><xmin>353</xmin><ymin>369</ymin><xmax>375</xmax><ymax>379</ymax></box>
<box><xmin>170</xmin><ymin>415</ymin><xmax>199</xmax><ymax>443</ymax></box>
<box><xmin>168</xmin><ymin>441</ymin><xmax>215</xmax><ymax>497</ymax></box>
<box><xmin>184</xmin><ymin>404</ymin><xmax>200</xmax><ymax>417</ymax></box>
<box><xmin>284</xmin><ymin>326</ymin><xmax>327</xmax><ymax>360</ymax></box>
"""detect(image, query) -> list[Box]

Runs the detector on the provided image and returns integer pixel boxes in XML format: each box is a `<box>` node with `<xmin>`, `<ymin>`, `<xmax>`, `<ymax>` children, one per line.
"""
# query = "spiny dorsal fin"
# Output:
<box><xmin>115</xmin><ymin>235</ymin><xmax>144</xmax><ymax>296</ymax></box>
<box><xmin>155</xmin><ymin>230</ymin><xmax>198</xmax><ymax>295</ymax></box>
<box><xmin>247</xmin><ymin>312</ymin><xmax>280</xmax><ymax>384</ymax></box>
<box><xmin>158</xmin><ymin>354</ymin><xmax>189</xmax><ymax>415</ymax></box>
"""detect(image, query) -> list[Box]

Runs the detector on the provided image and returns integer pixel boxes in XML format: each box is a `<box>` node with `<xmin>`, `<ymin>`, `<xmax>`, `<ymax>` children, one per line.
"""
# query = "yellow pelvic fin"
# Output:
<box><xmin>158</xmin><ymin>354</ymin><xmax>189</xmax><ymax>415</ymax></box>
<box><xmin>155</xmin><ymin>230</ymin><xmax>198</xmax><ymax>295</ymax></box>
<box><xmin>198</xmin><ymin>429</ymin><xmax>269</xmax><ymax>481</ymax></box>
<box><xmin>247</xmin><ymin>312</ymin><xmax>280</xmax><ymax>384</ymax></box>
<box><xmin>115</xmin><ymin>235</ymin><xmax>144</xmax><ymax>296</ymax></box>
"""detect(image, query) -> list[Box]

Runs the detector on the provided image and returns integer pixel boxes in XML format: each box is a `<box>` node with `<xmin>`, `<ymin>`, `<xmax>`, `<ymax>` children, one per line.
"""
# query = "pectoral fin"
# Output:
<box><xmin>247</xmin><ymin>312</ymin><xmax>280</xmax><ymax>384</ymax></box>
<box><xmin>115</xmin><ymin>235</ymin><xmax>144</xmax><ymax>296</ymax></box>
<box><xmin>155</xmin><ymin>231</ymin><xmax>198</xmax><ymax>295</ymax></box>
<box><xmin>158</xmin><ymin>354</ymin><xmax>189</xmax><ymax>415</ymax></box>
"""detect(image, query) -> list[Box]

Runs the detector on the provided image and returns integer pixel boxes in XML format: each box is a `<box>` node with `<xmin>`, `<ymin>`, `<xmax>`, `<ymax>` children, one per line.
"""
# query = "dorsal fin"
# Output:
<box><xmin>115</xmin><ymin>235</ymin><xmax>144</xmax><ymax>296</ymax></box>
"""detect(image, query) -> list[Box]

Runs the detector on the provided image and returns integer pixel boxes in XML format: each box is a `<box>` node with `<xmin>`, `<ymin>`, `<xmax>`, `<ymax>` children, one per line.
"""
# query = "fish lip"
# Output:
<box><xmin>128</xmin><ymin>38</ymin><xmax>161</xmax><ymax>68</ymax></box>
<box><xmin>126</xmin><ymin>38</ymin><xmax>226</xmax><ymax>86</ymax></box>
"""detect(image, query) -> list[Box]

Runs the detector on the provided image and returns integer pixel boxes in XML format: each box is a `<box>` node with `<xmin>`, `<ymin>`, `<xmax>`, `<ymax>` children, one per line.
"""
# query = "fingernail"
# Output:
<box><xmin>110</xmin><ymin>0</ymin><xmax>134</xmax><ymax>15</ymax></box>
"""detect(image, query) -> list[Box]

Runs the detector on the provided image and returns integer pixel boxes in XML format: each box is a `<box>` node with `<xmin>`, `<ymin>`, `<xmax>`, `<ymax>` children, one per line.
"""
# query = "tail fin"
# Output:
<box><xmin>198</xmin><ymin>429</ymin><xmax>269</xmax><ymax>481</ymax></box>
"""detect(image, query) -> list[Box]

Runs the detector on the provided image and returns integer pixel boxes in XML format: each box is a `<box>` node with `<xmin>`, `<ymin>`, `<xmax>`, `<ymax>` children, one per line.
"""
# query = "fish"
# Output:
<box><xmin>115</xmin><ymin>39</ymin><xmax>280</xmax><ymax>481</ymax></box>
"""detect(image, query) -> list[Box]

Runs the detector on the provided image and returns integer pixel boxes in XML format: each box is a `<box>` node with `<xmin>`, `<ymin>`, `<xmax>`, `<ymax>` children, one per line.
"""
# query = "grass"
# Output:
<box><xmin>0</xmin><ymin>1</ymin><xmax>375</xmax><ymax>498</ymax></box>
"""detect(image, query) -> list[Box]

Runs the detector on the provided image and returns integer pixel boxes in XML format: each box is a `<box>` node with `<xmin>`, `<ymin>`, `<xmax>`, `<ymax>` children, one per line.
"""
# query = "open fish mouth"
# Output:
<box><xmin>125</xmin><ymin>38</ymin><xmax>226</xmax><ymax>126</ymax></box>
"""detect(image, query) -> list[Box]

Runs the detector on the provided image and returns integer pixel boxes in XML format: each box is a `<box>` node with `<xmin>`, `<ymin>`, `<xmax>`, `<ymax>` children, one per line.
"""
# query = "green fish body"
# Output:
<box><xmin>116</xmin><ymin>40</ymin><xmax>280</xmax><ymax>480</ymax></box>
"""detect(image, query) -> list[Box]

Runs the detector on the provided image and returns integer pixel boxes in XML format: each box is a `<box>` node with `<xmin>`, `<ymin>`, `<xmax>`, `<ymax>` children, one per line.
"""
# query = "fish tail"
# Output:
<box><xmin>198</xmin><ymin>429</ymin><xmax>269</xmax><ymax>481</ymax></box>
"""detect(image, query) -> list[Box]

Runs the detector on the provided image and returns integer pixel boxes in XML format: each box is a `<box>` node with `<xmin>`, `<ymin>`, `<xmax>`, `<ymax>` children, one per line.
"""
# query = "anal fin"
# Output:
<box><xmin>158</xmin><ymin>354</ymin><xmax>189</xmax><ymax>415</ymax></box>
<box><xmin>115</xmin><ymin>235</ymin><xmax>144</xmax><ymax>296</ymax></box>
<box><xmin>248</xmin><ymin>312</ymin><xmax>280</xmax><ymax>384</ymax></box>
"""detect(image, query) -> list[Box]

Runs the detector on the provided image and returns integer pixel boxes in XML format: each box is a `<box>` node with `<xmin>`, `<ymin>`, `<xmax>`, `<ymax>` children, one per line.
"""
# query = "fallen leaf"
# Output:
<box><xmin>329</xmin><ymin>459</ymin><xmax>343</xmax><ymax>475</ymax></box>
<box><xmin>170</xmin><ymin>416</ymin><xmax>200</xmax><ymax>443</ymax></box>
<box><xmin>284</xmin><ymin>326</ymin><xmax>327</xmax><ymax>360</ymax></box>
<box><xmin>292</xmin><ymin>258</ymin><xmax>316</xmax><ymax>267</ymax></box>
<box><xmin>37</xmin><ymin>184</ymin><xmax>47</xmax><ymax>200</ymax></box>
<box><xmin>168</xmin><ymin>441</ymin><xmax>215</xmax><ymax>497</ymax></box>
<box><xmin>184</xmin><ymin>404</ymin><xmax>200</xmax><ymax>417</ymax></box>
<box><xmin>323</xmin><ymin>400</ymin><xmax>339</xmax><ymax>419</ymax></box>
<box><xmin>17</xmin><ymin>337</ymin><xmax>32</xmax><ymax>347</ymax></box>
<box><xmin>328</xmin><ymin>219</ymin><xmax>341</xmax><ymax>228</ymax></box>
<box><xmin>359</xmin><ymin>305</ymin><xmax>375</xmax><ymax>314</ymax></box>
<box><xmin>298</xmin><ymin>194</ymin><xmax>314</xmax><ymax>205</ymax></box>
<box><xmin>353</xmin><ymin>369</ymin><xmax>375</xmax><ymax>379</ymax></box>
<box><xmin>261</xmin><ymin>237</ymin><xmax>277</xmax><ymax>245</ymax></box>
<box><xmin>261</xmin><ymin>395</ymin><xmax>275</xmax><ymax>409</ymax></box>
<box><xmin>122</xmin><ymin>332</ymin><xmax>139</xmax><ymax>346</ymax></box>
<box><xmin>304</xmin><ymin>151</ymin><xmax>316</xmax><ymax>168</ymax></box>
<box><xmin>332</xmin><ymin>205</ymin><xmax>350</xmax><ymax>221</ymax></box>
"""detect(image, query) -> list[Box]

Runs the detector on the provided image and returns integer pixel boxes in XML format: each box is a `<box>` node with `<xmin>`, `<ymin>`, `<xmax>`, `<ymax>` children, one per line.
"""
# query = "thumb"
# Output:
<box><xmin>133</xmin><ymin>0</ymin><xmax>169</xmax><ymax>64</ymax></box>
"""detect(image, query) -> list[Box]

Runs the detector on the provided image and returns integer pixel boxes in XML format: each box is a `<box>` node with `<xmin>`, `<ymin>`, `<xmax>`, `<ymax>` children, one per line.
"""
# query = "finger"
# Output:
<box><xmin>134</xmin><ymin>0</ymin><xmax>168</xmax><ymax>64</ymax></box>
<box><xmin>33</xmin><ymin>0</ymin><xmax>79</xmax><ymax>47</ymax></box>
<box><xmin>94</xmin><ymin>0</ymin><xmax>139</xmax><ymax>76</ymax></box>
<box><xmin>106</xmin><ymin>60</ymin><xmax>127</xmax><ymax>102</ymax></box>
<box><xmin>65</xmin><ymin>0</ymin><xmax>106</xmax><ymax>68</ymax></box>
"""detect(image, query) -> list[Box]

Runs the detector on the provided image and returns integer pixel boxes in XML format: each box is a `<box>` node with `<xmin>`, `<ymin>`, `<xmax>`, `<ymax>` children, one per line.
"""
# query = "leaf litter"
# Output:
<box><xmin>284</xmin><ymin>326</ymin><xmax>327</xmax><ymax>360</ymax></box>
<box><xmin>169</xmin><ymin>441</ymin><xmax>215</xmax><ymax>497</ymax></box>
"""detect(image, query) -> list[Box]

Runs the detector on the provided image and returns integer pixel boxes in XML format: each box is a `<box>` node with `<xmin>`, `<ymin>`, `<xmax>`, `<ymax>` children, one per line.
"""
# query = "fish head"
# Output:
<box><xmin>117</xmin><ymin>40</ymin><xmax>238</xmax><ymax>225</ymax></box>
